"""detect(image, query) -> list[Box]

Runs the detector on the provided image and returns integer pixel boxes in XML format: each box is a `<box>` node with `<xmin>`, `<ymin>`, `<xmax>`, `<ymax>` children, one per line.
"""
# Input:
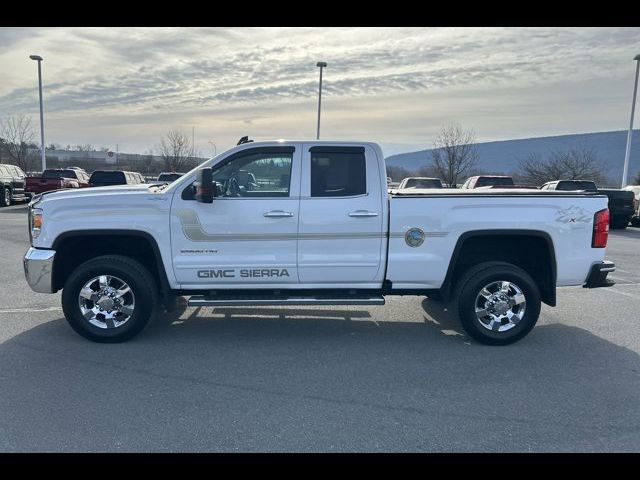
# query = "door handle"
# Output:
<box><xmin>264</xmin><ymin>210</ymin><xmax>294</xmax><ymax>218</ymax></box>
<box><xmin>349</xmin><ymin>210</ymin><xmax>379</xmax><ymax>217</ymax></box>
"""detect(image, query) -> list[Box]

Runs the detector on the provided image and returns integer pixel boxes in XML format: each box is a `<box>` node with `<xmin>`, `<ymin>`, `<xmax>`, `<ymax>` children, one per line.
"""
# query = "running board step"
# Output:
<box><xmin>188</xmin><ymin>294</ymin><xmax>385</xmax><ymax>307</ymax></box>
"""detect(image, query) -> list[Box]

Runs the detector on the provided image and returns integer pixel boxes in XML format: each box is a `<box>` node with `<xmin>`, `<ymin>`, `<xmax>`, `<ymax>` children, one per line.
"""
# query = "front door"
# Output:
<box><xmin>171</xmin><ymin>146</ymin><xmax>301</xmax><ymax>288</ymax></box>
<box><xmin>297</xmin><ymin>145</ymin><xmax>385</xmax><ymax>286</ymax></box>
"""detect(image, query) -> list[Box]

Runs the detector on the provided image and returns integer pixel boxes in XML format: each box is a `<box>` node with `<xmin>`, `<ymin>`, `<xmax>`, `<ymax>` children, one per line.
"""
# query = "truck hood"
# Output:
<box><xmin>33</xmin><ymin>184</ymin><xmax>160</xmax><ymax>204</ymax></box>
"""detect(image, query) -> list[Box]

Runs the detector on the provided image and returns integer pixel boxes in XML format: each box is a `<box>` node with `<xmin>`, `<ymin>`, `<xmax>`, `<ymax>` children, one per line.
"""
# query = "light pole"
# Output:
<box><xmin>622</xmin><ymin>54</ymin><xmax>640</xmax><ymax>188</ymax></box>
<box><xmin>316</xmin><ymin>62</ymin><xmax>327</xmax><ymax>140</ymax></box>
<box><xmin>208</xmin><ymin>141</ymin><xmax>217</xmax><ymax>157</ymax></box>
<box><xmin>29</xmin><ymin>55</ymin><xmax>46</xmax><ymax>171</ymax></box>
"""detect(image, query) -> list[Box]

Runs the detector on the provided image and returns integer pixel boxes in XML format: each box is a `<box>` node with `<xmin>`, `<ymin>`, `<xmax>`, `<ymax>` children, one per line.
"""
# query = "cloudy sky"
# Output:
<box><xmin>1</xmin><ymin>27</ymin><xmax>639</xmax><ymax>157</ymax></box>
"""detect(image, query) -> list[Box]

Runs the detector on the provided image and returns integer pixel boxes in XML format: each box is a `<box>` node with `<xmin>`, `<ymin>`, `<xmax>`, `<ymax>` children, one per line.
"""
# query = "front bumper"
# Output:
<box><xmin>583</xmin><ymin>260</ymin><xmax>615</xmax><ymax>288</ymax></box>
<box><xmin>23</xmin><ymin>247</ymin><xmax>56</xmax><ymax>293</ymax></box>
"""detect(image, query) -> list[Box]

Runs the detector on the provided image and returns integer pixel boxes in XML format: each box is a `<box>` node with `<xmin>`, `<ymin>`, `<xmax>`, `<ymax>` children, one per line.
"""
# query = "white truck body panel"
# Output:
<box><xmin>30</xmin><ymin>140</ymin><xmax>608</xmax><ymax>292</ymax></box>
<box><xmin>387</xmin><ymin>192</ymin><xmax>606</xmax><ymax>288</ymax></box>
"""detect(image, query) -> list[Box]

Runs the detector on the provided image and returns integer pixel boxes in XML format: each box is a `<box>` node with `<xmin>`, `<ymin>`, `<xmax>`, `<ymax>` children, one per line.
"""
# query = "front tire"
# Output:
<box><xmin>0</xmin><ymin>187</ymin><xmax>10</xmax><ymax>207</ymax></box>
<box><xmin>62</xmin><ymin>255</ymin><xmax>158</xmax><ymax>343</ymax></box>
<box><xmin>455</xmin><ymin>261</ymin><xmax>541</xmax><ymax>345</ymax></box>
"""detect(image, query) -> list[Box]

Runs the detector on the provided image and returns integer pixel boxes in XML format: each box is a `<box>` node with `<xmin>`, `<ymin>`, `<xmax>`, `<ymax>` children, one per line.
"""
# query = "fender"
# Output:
<box><xmin>51</xmin><ymin>229</ymin><xmax>172</xmax><ymax>299</ymax></box>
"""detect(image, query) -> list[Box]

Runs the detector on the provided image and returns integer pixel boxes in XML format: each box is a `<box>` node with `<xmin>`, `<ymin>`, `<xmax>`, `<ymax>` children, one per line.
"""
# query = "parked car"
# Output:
<box><xmin>157</xmin><ymin>172</ymin><xmax>185</xmax><ymax>183</ymax></box>
<box><xmin>623</xmin><ymin>185</ymin><xmax>640</xmax><ymax>226</ymax></box>
<box><xmin>541</xmin><ymin>180</ymin><xmax>635</xmax><ymax>229</ymax></box>
<box><xmin>0</xmin><ymin>164</ymin><xmax>29</xmax><ymax>207</ymax></box>
<box><xmin>398</xmin><ymin>177</ymin><xmax>444</xmax><ymax>189</ymax></box>
<box><xmin>460</xmin><ymin>175</ymin><xmax>515</xmax><ymax>189</ymax></box>
<box><xmin>88</xmin><ymin>170</ymin><xmax>146</xmax><ymax>187</ymax></box>
<box><xmin>25</xmin><ymin>140</ymin><xmax>613</xmax><ymax>345</ymax></box>
<box><xmin>25</xmin><ymin>168</ymin><xmax>90</xmax><ymax>196</ymax></box>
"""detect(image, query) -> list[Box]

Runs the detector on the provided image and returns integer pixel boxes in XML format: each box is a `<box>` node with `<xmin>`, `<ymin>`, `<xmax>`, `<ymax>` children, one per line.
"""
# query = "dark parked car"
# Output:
<box><xmin>541</xmin><ymin>180</ymin><xmax>636</xmax><ymax>229</ymax></box>
<box><xmin>0</xmin><ymin>164</ymin><xmax>29</xmax><ymax>207</ymax></box>
<box><xmin>157</xmin><ymin>172</ymin><xmax>185</xmax><ymax>182</ymax></box>
<box><xmin>89</xmin><ymin>170</ymin><xmax>146</xmax><ymax>187</ymax></box>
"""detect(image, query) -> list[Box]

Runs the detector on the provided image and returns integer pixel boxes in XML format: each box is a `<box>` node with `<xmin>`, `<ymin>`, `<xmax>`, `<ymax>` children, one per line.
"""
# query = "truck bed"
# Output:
<box><xmin>387</xmin><ymin>189</ymin><xmax>608</xmax><ymax>289</ymax></box>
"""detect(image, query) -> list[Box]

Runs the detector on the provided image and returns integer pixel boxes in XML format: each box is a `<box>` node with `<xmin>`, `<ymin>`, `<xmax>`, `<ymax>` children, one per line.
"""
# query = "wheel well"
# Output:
<box><xmin>445</xmin><ymin>233</ymin><xmax>556</xmax><ymax>306</ymax></box>
<box><xmin>52</xmin><ymin>232</ymin><xmax>168</xmax><ymax>296</ymax></box>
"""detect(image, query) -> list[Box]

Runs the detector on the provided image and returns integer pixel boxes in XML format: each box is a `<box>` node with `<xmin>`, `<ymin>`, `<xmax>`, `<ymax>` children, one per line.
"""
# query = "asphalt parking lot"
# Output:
<box><xmin>1</xmin><ymin>203</ymin><xmax>639</xmax><ymax>452</ymax></box>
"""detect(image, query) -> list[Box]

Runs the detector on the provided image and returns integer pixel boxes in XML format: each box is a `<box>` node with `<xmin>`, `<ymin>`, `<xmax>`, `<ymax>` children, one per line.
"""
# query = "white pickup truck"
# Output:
<box><xmin>24</xmin><ymin>140</ymin><xmax>615</xmax><ymax>345</ymax></box>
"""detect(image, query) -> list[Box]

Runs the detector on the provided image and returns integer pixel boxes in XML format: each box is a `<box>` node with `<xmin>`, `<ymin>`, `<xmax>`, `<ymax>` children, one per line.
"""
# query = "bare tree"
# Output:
<box><xmin>519</xmin><ymin>146</ymin><xmax>607</xmax><ymax>186</ymax></box>
<box><xmin>431</xmin><ymin>124</ymin><xmax>479</xmax><ymax>187</ymax></box>
<box><xmin>386</xmin><ymin>165</ymin><xmax>415</xmax><ymax>182</ymax></box>
<box><xmin>158</xmin><ymin>130</ymin><xmax>193</xmax><ymax>173</ymax></box>
<box><xmin>0</xmin><ymin>115</ymin><xmax>39</xmax><ymax>172</ymax></box>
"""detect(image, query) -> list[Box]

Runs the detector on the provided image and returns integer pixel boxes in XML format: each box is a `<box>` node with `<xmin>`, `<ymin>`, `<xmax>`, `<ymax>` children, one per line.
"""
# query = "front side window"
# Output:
<box><xmin>310</xmin><ymin>149</ymin><xmax>366</xmax><ymax>197</ymax></box>
<box><xmin>211</xmin><ymin>151</ymin><xmax>293</xmax><ymax>198</ymax></box>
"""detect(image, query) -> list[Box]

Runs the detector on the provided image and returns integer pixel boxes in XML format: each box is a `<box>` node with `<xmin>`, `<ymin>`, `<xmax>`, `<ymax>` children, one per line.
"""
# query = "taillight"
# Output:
<box><xmin>592</xmin><ymin>208</ymin><xmax>609</xmax><ymax>248</ymax></box>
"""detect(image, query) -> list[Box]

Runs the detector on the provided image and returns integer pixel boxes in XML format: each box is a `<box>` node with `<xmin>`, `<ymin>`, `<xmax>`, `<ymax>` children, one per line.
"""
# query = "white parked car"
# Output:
<box><xmin>24</xmin><ymin>140</ymin><xmax>614</xmax><ymax>345</ymax></box>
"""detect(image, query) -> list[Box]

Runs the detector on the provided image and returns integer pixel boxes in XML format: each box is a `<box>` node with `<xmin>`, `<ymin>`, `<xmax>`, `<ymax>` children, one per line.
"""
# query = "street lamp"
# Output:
<box><xmin>622</xmin><ymin>54</ymin><xmax>640</xmax><ymax>188</ymax></box>
<box><xmin>208</xmin><ymin>141</ymin><xmax>217</xmax><ymax>157</ymax></box>
<box><xmin>316</xmin><ymin>62</ymin><xmax>327</xmax><ymax>140</ymax></box>
<box><xmin>29</xmin><ymin>54</ymin><xmax>46</xmax><ymax>171</ymax></box>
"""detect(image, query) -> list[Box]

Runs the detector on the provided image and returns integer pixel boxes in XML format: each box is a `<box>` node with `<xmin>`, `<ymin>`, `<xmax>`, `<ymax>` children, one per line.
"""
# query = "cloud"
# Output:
<box><xmin>1</xmin><ymin>27</ymin><xmax>639</xmax><ymax>153</ymax></box>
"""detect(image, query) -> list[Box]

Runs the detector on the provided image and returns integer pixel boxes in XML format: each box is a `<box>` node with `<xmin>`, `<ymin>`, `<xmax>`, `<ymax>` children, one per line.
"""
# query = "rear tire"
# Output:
<box><xmin>610</xmin><ymin>217</ymin><xmax>629</xmax><ymax>229</ymax></box>
<box><xmin>455</xmin><ymin>261</ymin><xmax>541</xmax><ymax>345</ymax></box>
<box><xmin>62</xmin><ymin>255</ymin><xmax>158</xmax><ymax>343</ymax></box>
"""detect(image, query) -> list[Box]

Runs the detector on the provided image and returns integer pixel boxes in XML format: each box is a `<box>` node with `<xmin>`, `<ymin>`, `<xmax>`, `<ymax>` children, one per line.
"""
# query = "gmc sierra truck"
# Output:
<box><xmin>23</xmin><ymin>140</ymin><xmax>615</xmax><ymax>345</ymax></box>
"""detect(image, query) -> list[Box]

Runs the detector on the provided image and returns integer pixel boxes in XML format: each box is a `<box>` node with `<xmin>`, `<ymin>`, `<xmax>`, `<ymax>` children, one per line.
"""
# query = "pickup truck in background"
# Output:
<box><xmin>0</xmin><ymin>163</ymin><xmax>29</xmax><ymax>207</ymax></box>
<box><xmin>460</xmin><ymin>175</ymin><xmax>515</xmax><ymax>189</ymax></box>
<box><xmin>25</xmin><ymin>168</ymin><xmax>90</xmax><ymax>196</ymax></box>
<box><xmin>24</xmin><ymin>140</ymin><xmax>614</xmax><ymax>346</ymax></box>
<box><xmin>89</xmin><ymin>170</ymin><xmax>146</xmax><ymax>187</ymax></box>
<box><xmin>398</xmin><ymin>177</ymin><xmax>444</xmax><ymax>189</ymax></box>
<box><xmin>541</xmin><ymin>180</ymin><xmax>635</xmax><ymax>229</ymax></box>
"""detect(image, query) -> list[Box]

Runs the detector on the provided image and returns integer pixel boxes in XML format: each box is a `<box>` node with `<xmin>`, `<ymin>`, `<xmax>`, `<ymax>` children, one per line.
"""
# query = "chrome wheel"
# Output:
<box><xmin>78</xmin><ymin>275</ymin><xmax>135</xmax><ymax>329</ymax></box>
<box><xmin>474</xmin><ymin>280</ymin><xmax>526</xmax><ymax>332</ymax></box>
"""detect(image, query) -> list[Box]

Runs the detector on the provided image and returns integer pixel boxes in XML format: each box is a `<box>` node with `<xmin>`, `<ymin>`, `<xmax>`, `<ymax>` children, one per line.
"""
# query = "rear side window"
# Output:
<box><xmin>310</xmin><ymin>148</ymin><xmax>366</xmax><ymax>197</ymax></box>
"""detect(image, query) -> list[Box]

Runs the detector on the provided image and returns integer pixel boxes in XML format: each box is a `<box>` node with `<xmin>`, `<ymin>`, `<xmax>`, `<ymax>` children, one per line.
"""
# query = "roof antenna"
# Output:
<box><xmin>237</xmin><ymin>136</ymin><xmax>253</xmax><ymax>145</ymax></box>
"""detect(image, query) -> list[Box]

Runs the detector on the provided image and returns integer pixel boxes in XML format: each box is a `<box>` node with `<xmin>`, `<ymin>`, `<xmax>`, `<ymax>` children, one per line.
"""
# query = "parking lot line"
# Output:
<box><xmin>0</xmin><ymin>306</ymin><xmax>62</xmax><ymax>314</ymax></box>
<box><xmin>600</xmin><ymin>288</ymin><xmax>640</xmax><ymax>300</ymax></box>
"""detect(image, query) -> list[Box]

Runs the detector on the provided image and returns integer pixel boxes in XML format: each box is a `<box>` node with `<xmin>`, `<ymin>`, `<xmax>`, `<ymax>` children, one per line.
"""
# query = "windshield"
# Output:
<box><xmin>557</xmin><ymin>181</ymin><xmax>597</xmax><ymax>191</ymax></box>
<box><xmin>42</xmin><ymin>170</ymin><xmax>76</xmax><ymax>179</ymax></box>
<box><xmin>476</xmin><ymin>177</ymin><xmax>514</xmax><ymax>187</ymax></box>
<box><xmin>404</xmin><ymin>178</ymin><xmax>443</xmax><ymax>188</ymax></box>
<box><xmin>90</xmin><ymin>171</ymin><xmax>126</xmax><ymax>184</ymax></box>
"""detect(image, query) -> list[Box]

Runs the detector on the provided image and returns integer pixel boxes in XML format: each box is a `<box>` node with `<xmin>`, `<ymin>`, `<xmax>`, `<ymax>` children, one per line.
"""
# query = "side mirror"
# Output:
<box><xmin>195</xmin><ymin>168</ymin><xmax>216</xmax><ymax>203</ymax></box>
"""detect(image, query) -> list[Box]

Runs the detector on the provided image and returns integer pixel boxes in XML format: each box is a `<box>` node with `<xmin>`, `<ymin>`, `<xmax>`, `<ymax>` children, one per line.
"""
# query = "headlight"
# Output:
<box><xmin>30</xmin><ymin>208</ymin><xmax>43</xmax><ymax>240</ymax></box>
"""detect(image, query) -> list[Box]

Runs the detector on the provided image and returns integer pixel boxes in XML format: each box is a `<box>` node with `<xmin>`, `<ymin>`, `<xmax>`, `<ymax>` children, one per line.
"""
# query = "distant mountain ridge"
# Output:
<box><xmin>385</xmin><ymin>130</ymin><xmax>640</xmax><ymax>184</ymax></box>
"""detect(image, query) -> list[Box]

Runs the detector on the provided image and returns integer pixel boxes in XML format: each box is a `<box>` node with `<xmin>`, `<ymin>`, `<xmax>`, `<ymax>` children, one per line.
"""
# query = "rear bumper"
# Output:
<box><xmin>583</xmin><ymin>261</ymin><xmax>615</xmax><ymax>288</ymax></box>
<box><xmin>23</xmin><ymin>247</ymin><xmax>56</xmax><ymax>293</ymax></box>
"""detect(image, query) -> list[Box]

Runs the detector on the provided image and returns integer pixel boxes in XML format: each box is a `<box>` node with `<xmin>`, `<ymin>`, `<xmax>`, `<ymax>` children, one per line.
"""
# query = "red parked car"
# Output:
<box><xmin>25</xmin><ymin>168</ymin><xmax>90</xmax><ymax>196</ymax></box>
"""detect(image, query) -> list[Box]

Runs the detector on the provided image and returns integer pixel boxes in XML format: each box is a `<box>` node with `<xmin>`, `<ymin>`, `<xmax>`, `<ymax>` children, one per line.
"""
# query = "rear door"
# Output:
<box><xmin>297</xmin><ymin>145</ymin><xmax>385</xmax><ymax>286</ymax></box>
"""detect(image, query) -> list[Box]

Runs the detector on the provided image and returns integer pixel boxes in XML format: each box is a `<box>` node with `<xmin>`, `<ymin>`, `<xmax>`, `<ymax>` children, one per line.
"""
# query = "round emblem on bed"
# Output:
<box><xmin>405</xmin><ymin>227</ymin><xmax>425</xmax><ymax>247</ymax></box>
